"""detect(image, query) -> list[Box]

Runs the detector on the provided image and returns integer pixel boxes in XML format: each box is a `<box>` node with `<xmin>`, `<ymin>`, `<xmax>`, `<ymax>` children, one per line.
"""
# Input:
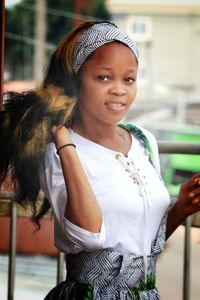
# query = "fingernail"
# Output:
<box><xmin>194</xmin><ymin>178</ymin><xmax>200</xmax><ymax>184</ymax></box>
<box><xmin>189</xmin><ymin>193</ymin><xmax>195</xmax><ymax>197</ymax></box>
<box><xmin>192</xmin><ymin>198</ymin><xmax>199</xmax><ymax>204</ymax></box>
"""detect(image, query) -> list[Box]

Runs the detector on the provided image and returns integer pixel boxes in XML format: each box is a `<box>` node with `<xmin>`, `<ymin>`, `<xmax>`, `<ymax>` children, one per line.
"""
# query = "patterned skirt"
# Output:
<box><xmin>44</xmin><ymin>214</ymin><xmax>167</xmax><ymax>300</ymax></box>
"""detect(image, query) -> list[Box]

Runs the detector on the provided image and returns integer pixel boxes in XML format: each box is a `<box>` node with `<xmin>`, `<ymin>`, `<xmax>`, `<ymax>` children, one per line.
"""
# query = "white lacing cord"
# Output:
<box><xmin>116</xmin><ymin>154</ymin><xmax>151</xmax><ymax>282</ymax></box>
<box><xmin>135</xmin><ymin>170</ymin><xmax>151</xmax><ymax>282</ymax></box>
<box><xmin>142</xmin><ymin>185</ymin><xmax>150</xmax><ymax>282</ymax></box>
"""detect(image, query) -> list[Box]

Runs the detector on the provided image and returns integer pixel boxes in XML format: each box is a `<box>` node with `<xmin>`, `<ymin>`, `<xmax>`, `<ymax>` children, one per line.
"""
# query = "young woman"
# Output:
<box><xmin>0</xmin><ymin>21</ymin><xmax>200</xmax><ymax>300</ymax></box>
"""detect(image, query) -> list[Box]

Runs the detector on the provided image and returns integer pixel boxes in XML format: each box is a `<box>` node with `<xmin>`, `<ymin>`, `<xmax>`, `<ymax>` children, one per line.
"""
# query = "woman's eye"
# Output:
<box><xmin>125</xmin><ymin>77</ymin><xmax>135</xmax><ymax>83</ymax></box>
<box><xmin>97</xmin><ymin>75</ymin><xmax>109</xmax><ymax>81</ymax></box>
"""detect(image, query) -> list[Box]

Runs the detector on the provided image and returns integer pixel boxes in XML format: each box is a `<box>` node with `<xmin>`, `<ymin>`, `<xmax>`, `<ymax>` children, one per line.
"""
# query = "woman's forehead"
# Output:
<box><xmin>80</xmin><ymin>42</ymin><xmax>138</xmax><ymax>72</ymax></box>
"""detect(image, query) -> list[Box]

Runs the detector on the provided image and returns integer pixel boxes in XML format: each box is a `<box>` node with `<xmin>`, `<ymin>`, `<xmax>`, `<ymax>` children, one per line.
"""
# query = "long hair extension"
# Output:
<box><xmin>0</xmin><ymin>85</ymin><xmax>75</xmax><ymax>227</ymax></box>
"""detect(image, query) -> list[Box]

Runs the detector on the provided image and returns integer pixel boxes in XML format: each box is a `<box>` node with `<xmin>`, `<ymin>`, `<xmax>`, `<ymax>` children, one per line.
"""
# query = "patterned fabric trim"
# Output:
<box><xmin>130</xmin><ymin>274</ymin><xmax>156</xmax><ymax>299</ymax></box>
<box><xmin>68</xmin><ymin>282</ymin><xmax>93</xmax><ymax>300</ymax></box>
<box><xmin>44</xmin><ymin>281</ymin><xmax>94</xmax><ymax>300</ymax></box>
<box><xmin>118</xmin><ymin>123</ymin><xmax>161</xmax><ymax>176</ymax></box>
<box><xmin>151</xmin><ymin>210</ymin><xmax>168</xmax><ymax>255</ymax></box>
<box><xmin>44</xmin><ymin>278</ymin><xmax>159</xmax><ymax>300</ymax></box>
<box><xmin>118</xmin><ymin>124</ymin><xmax>153</xmax><ymax>157</ymax></box>
<box><xmin>44</xmin><ymin>212</ymin><xmax>168</xmax><ymax>299</ymax></box>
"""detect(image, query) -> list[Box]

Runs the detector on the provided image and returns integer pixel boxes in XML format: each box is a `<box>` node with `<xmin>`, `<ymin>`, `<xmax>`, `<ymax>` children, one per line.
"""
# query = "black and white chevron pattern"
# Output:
<box><xmin>72</xmin><ymin>23</ymin><xmax>139</xmax><ymax>73</ymax></box>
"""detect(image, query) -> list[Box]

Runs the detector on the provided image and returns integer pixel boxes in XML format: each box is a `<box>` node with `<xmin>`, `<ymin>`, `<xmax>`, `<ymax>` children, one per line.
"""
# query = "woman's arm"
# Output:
<box><xmin>52</xmin><ymin>125</ymin><xmax>102</xmax><ymax>233</ymax></box>
<box><xmin>166</xmin><ymin>173</ymin><xmax>200</xmax><ymax>239</ymax></box>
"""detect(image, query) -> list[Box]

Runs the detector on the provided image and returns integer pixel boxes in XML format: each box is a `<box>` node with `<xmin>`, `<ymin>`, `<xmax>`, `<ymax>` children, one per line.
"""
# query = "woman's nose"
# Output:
<box><xmin>111</xmin><ymin>83</ymin><xmax>126</xmax><ymax>96</ymax></box>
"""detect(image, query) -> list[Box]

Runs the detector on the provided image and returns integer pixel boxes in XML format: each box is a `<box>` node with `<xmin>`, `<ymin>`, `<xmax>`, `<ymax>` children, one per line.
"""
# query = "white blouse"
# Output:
<box><xmin>40</xmin><ymin>126</ymin><xmax>170</xmax><ymax>257</ymax></box>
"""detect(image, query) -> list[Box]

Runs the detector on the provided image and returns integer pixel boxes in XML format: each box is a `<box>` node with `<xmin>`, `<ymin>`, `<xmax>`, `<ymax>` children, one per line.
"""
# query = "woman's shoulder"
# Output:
<box><xmin>120</xmin><ymin>123</ymin><xmax>157</xmax><ymax>146</ymax></box>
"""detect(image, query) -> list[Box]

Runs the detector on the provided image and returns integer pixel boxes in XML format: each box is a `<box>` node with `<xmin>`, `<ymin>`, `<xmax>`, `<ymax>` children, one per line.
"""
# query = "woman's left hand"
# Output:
<box><xmin>176</xmin><ymin>173</ymin><xmax>200</xmax><ymax>218</ymax></box>
<box><xmin>166</xmin><ymin>173</ymin><xmax>200</xmax><ymax>239</ymax></box>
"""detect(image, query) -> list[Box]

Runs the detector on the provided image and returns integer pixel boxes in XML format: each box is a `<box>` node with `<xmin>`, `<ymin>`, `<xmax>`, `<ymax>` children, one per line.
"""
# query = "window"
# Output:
<box><xmin>137</xmin><ymin>63</ymin><xmax>148</xmax><ymax>86</ymax></box>
<box><xmin>126</xmin><ymin>17</ymin><xmax>152</xmax><ymax>42</ymax></box>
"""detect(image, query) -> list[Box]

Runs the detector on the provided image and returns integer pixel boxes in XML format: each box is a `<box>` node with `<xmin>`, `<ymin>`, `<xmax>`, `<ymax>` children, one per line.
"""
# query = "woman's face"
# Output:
<box><xmin>78</xmin><ymin>42</ymin><xmax>138</xmax><ymax>127</ymax></box>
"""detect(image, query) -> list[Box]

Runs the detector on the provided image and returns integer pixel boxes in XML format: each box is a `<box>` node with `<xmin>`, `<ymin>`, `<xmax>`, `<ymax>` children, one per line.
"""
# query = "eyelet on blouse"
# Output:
<box><xmin>115</xmin><ymin>154</ymin><xmax>148</xmax><ymax>186</ymax></box>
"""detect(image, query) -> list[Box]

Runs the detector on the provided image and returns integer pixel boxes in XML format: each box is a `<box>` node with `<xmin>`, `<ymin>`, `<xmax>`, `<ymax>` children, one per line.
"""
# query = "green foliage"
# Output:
<box><xmin>130</xmin><ymin>274</ymin><xmax>156</xmax><ymax>300</ymax></box>
<box><xmin>93</xmin><ymin>0</ymin><xmax>110</xmax><ymax>20</ymax></box>
<box><xmin>68</xmin><ymin>282</ymin><xmax>93</xmax><ymax>300</ymax></box>
<box><xmin>5</xmin><ymin>0</ymin><xmax>110</xmax><ymax>80</ymax></box>
<box><xmin>5</xmin><ymin>1</ymin><xmax>35</xmax><ymax>79</ymax></box>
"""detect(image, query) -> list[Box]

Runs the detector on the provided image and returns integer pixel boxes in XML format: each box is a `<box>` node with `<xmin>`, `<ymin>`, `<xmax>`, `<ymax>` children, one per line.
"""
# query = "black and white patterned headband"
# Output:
<box><xmin>72</xmin><ymin>22</ymin><xmax>139</xmax><ymax>73</ymax></box>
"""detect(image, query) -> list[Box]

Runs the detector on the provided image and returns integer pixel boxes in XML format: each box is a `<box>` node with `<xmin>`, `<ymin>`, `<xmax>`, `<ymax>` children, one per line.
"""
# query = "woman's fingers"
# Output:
<box><xmin>178</xmin><ymin>173</ymin><xmax>200</xmax><ymax>213</ymax></box>
<box><xmin>181</xmin><ymin>173</ymin><xmax>200</xmax><ymax>191</ymax></box>
<box><xmin>190</xmin><ymin>191</ymin><xmax>200</xmax><ymax>205</ymax></box>
<box><xmin>193</xmin><ymin>175</ymin><xmax>200</xmax><ymax>185</ymax></box>
<box><xmin>192</xmin><ymin>198</ymin><xmax>200</xmax><ymax>205</ymax></box>
<box><xmin>51</xmin><ymin>124</ymin><xmax>64</xmax><ymax>134</ymax></box>
<box><xmin>51</xmin><ymin>125</ymin><xmax>71</xmax><ymax>147</ymax></box>
<box><xmin>187</xmin><ymin>175</ymin><xmax>200</xmax><ymax>207</ymax></box>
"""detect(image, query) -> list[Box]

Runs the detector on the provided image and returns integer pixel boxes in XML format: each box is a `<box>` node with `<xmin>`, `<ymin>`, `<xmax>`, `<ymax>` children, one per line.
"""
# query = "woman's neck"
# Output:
<box><xmin>72</xmin><ymin>121</ymin><xmax>131</xmax><ymax>155</ymax></box>
<box><xmin>73</xmin><ymin>121</ymin><xmax>116</xmax><ymax>140</ymax></box>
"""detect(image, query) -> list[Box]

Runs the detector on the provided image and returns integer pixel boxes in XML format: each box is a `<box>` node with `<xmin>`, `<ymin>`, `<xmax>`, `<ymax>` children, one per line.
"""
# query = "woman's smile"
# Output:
<box><xmin>105</xmin><ymin>100</ymin><xmax>126</xmax><ymax>111</ymax></box>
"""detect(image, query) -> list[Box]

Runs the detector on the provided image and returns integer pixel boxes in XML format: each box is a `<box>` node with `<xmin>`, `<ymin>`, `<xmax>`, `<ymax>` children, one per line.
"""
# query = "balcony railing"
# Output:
<box><xmin>0</xmin><ymin>141</ymin><xmax>200</xmax><ymax>300</ymax></box>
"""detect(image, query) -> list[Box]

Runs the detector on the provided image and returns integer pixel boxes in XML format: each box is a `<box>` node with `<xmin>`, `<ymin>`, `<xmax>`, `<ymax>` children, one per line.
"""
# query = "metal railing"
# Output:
<box><xmin>0</xmin><ymin>141</ymin><xmax>200</xmax><ymax>300</ymax></box>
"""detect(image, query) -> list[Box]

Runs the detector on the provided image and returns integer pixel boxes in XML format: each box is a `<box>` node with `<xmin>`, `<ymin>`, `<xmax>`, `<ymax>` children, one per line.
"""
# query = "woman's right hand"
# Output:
<box><xmin>51</xmin><ymin>125</ymin><xmax>71</xmax><ymax>148</ymax></box>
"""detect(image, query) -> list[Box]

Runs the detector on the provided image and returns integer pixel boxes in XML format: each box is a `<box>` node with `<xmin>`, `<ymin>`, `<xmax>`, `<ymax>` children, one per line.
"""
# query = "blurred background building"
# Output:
<box><xmin>107</xmin><ymin>0</ymin><xmax>200</xmax><ymax>132</ymax></box>
<box><xmin>108</xmin><ymin>0</ymin><xmax>200</xmax><ymax>100</ymax></box>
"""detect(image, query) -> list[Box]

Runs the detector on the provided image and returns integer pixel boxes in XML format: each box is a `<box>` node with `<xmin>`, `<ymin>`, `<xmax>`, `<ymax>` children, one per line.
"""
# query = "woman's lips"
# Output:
<box><xmin>105</xmin><ymin>101</ymin><xmax>126</xmax><ymax>111</ymax></box>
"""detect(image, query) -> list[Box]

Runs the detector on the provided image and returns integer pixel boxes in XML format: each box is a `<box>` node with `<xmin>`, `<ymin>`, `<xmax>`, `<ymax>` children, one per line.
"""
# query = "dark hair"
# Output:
<box><xmin>0</xmin><ymin>21</ymin><xmax>115</xmax><ymax>227</ymax></box>
<box><xmin>0</xmin><ymin>87</ymin><xmax>75</xmax><ymax>227</ymax></box>
<box><xmin>0</xmin><ymin>91</ymin><xmax>49</xmax><ymax>226</ymax></box>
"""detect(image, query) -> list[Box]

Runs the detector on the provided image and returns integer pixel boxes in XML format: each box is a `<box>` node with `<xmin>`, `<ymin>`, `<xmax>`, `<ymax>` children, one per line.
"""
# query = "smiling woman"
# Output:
<box><xmin>0</xmin><ymin>21</ymin><xmax>200</xmax><ymax>300</ymax></box>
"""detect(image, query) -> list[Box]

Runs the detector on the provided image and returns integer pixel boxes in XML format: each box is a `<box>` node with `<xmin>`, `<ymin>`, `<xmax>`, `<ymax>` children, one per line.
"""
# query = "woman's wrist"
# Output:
<box><xmin>56</xmin><ymin>143</ymin><xmax>76</xmax><ymax>155</ymax></box>
<box><xmin>172</xmin><ymin>198</ymin><xmax>188</xmax><ymax>222</ymax></box>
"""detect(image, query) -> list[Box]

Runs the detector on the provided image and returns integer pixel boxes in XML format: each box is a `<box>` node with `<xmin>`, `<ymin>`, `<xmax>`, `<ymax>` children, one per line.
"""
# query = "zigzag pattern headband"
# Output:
<box><xmin>72</xmin><ymin>22</ymin><xmax>139</xmax><ymax>73</ymax></box>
